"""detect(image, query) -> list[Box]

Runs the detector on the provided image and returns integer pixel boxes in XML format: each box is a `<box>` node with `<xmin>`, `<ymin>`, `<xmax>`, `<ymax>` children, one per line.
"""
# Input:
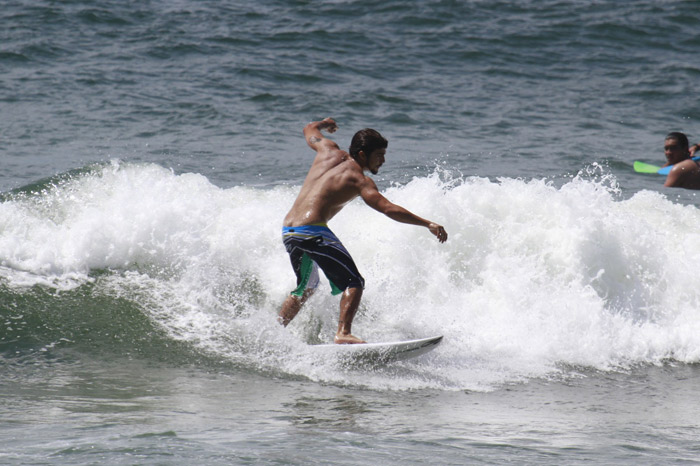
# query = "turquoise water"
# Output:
<box><xmin>3</xmin><ymin>1</ymin><xmax>700</xmax><ymax>464</ymax></box>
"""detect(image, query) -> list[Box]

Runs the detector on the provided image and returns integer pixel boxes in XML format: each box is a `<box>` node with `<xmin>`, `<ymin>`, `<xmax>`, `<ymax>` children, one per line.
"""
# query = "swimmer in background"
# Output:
<box><xmin>663</xmin><ymin>132</ymin><xmax>700</xmax><ymax>189</ymax></box>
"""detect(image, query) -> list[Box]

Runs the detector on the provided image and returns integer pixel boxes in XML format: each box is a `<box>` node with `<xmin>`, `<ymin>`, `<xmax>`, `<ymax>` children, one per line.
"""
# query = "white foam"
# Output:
<box><xmin>3</xmin><ymin>161</ymin><xmax>700</xmax><ymax>390</ymax></box>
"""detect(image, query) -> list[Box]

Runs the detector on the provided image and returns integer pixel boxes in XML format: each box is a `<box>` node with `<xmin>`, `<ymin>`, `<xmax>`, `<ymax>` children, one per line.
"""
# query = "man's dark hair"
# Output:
<box><xmin>349</xmin><ymin>128</ymin><xmax>388</xmax><ymax>160</ymax></box>
<box><xmin>666</xmin><ymin>132</ymin><xmax>689</xmax><ymax>149</ymax></box>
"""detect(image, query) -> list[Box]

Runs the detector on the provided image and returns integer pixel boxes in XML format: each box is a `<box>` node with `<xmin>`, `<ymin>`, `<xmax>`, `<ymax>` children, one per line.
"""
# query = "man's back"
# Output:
<box><xmin>284</xmin><ymin>130</ymin><xmax>365</xmax><ymax>227</ymax></box>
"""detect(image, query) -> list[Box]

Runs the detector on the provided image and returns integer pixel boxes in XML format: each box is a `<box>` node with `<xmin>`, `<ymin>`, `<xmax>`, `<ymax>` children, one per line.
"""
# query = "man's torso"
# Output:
<box><xmin>284</xmin><ymin>149</ymin><xmax>367</xmax><ymax>226</ymax></box>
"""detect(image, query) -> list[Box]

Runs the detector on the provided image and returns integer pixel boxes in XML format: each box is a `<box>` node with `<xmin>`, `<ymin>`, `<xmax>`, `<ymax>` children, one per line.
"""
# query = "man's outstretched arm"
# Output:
<box><xmin>303</xmin><ymin>118</ymin><xmax>339</xmax><ymax>152</ymax></box>
<box><xmin>360</xmin><ymin>179</ymin><xmax>448</xmax><ymax>243</ymax></box>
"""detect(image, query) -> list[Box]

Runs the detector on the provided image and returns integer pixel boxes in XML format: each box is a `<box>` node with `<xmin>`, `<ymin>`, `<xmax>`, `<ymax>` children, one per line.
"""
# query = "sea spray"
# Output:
<box><xmin>3</xmin><ymin>161</ymin><xmax>700</xmax><ymax>390</ymax></box>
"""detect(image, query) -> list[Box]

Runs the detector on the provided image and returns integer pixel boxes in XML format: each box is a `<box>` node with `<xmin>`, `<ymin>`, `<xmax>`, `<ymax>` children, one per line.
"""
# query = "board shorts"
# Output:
<box><xmin>282</xmin><ymin>224</ymin><xmax>365</xmax><ymax>297</ymax></box>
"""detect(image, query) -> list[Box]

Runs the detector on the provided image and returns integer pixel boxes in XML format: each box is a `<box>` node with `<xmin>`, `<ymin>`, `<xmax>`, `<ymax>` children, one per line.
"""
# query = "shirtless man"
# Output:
<box><xmin>663</xmin><ymin>132</ymin><xmax>700</xmax><ymax>189</ymax></box>
<box><xmin>279</xmin><ymin>118</ymin><xmax>448</xmax><ymax>344</ymax></box>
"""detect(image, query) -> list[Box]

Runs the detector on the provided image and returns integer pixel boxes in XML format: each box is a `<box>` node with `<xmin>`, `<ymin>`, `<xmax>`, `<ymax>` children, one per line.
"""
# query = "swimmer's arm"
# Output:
<box><xmin>303</xmin><ymin>118</ymin><xmax>339</xmax><ymax>152</ymax></box>
<box><xmin>690</xmin><ymin>143</ymin><xmax>700</xmax><ymax>157</ymax></box>
<box><xmin>664</xmin><ymin>172</ymin><xmax>680</xmax><ymax>187</ymax></box>
<box><xmin>360</xmin><ymin>179</ymin><xmax>448</xmax><ymax>243</ymax></box>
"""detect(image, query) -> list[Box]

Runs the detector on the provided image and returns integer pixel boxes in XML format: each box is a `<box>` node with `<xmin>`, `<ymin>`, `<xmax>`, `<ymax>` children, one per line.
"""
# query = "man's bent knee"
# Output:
<box><xmin>343</xmin><ymin>286</ymin><xmax>362</xmax><ymax>297</ymax></box>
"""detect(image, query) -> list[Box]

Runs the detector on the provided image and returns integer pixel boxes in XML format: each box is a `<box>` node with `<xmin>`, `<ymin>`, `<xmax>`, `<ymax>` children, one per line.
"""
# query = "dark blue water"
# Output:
<box><xmin>4</xmin><ymin>0</ymin><xmax>699</xmax><ymax>191</ymax></box>
<box><xmin>3</xmin><ymin>1</ymin><xmax>700</xmax><ymax>464</ymax></box>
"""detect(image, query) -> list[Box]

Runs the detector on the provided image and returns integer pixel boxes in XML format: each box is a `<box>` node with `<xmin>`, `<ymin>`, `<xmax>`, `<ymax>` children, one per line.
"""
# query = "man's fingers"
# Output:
<box><xmin>429</xmin><ymin>224</ymin><xmax>448</xmax><ymax>243</ymax></box>
<box><xmin>322</xmin><ymin>118</ymin><xmax>337</xmax><ymax>133</ymax></box>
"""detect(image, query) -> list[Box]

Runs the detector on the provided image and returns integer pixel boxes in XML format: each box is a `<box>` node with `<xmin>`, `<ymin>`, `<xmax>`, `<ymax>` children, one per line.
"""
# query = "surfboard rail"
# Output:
<box><xmin>311</xmin><ymin>335</ymin><xmax>443</xmax><ymax>364</ymax></box>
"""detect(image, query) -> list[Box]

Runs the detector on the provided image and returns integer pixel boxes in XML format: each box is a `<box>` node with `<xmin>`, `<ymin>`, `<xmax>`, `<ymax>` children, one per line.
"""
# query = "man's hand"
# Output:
<box><xmin>319</xmin><ymin>117</ymin><xmax>338</xmax><ymax>133</ymax></box>
<box><xmin>429</xmin><ymin>223</ymin><xmax>448</xmax><ymax>243</ymax></box>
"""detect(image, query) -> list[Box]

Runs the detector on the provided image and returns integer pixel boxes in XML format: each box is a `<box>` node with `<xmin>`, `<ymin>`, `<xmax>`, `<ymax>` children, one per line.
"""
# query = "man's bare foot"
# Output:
<box><xmin>334</xmin><ymin>333</ymin><xmax>366</xmax><ymax>344</ymax></box>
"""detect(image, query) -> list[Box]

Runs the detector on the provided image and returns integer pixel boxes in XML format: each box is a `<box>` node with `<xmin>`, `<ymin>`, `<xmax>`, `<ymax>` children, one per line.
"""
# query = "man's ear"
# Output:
<box><xmin>357</xmin><ymin>150</ymin><xmax>367</xmax><ymax>164</ymax></box>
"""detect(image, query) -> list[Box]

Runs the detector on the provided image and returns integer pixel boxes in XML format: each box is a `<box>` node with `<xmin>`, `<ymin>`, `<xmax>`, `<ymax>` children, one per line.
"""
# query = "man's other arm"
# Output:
<box><xmin>359</xmin><ymin>178</ymin><xmax>448</xmax><ymax>243</ymax></box>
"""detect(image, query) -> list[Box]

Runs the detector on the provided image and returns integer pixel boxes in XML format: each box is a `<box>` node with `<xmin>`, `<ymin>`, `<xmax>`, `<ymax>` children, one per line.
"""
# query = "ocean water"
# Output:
<box><xmin>3</xmin><ymin>0</ymin><xmax>700</xmax><ymax>464</ymax></box>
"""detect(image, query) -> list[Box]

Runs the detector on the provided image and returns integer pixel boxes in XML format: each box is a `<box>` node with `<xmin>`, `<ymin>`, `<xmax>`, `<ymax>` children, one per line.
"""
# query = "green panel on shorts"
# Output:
<box><xmin>329</xmin><ymin>280</ymin><xmax>343</xmax><ymax>296</ymax></box>
<box><xmin>291</xmin><ymin>253</ymin><xmax>315</xmax><ymax>297</ymax></box>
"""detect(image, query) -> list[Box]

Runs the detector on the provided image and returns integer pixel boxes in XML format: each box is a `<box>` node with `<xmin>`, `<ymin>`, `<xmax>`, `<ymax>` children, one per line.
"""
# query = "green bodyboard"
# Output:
<box><xmin>633</xmin><ymin>160</ymin><xmax>661</xmax><ymax>174</ymax></box>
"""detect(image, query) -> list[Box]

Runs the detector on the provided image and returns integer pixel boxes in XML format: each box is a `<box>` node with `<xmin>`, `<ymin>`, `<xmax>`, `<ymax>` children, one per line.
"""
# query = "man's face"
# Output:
<box><xmin>367</xmin><ymin>148</ymin><xmax>386</xmax><ymax>175</ymax></box>
<box><xmin>665</xmin><ymin>138</ymin><xmax>688</xmax><ymax>165</ymax></box>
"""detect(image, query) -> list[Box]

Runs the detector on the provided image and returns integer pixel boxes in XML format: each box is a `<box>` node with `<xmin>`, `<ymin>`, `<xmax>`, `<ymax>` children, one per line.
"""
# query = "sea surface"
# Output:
<box><xmin>3</xmin><ymin>0</ymin><xmax>700</xmax><ymax>464</ymax></box>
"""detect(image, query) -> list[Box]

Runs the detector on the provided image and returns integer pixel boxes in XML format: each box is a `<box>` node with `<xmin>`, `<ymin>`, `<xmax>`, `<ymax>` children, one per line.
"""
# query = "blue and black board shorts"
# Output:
<box><xmin>282</xmin><ymin>224</ymin><xmax>365</xmax><ymax>297</ymax></box>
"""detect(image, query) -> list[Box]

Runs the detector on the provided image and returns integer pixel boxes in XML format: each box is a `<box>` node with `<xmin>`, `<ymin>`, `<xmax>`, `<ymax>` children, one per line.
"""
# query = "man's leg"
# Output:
<box><xmin>334</xmin><ymin>287</ymin><xmax>365</xmax><ymax>344</ymax></box>
<box><xmin>278</xmin><ymin>288</ymin><xmax>315</xmax><ymax>326</ymax></box>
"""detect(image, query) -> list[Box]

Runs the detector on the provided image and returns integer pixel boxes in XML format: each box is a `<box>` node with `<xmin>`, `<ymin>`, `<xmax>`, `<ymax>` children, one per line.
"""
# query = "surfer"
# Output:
<box><xmin>662</xmin><ymin>132</ymin><xmax>700</xmax><ymax>189</ymax></box>
<box><xmin>279</xmin><ymin>118</ymin><xmax>448</xmax><ymax>344</ymax></box>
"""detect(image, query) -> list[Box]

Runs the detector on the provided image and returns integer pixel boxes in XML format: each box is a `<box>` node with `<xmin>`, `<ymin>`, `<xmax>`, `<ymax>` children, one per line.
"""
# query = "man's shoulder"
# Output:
<box><xmin>331</xmin><ymin>160</ymin><xmax>374</xmax><ymax>191</ymax></box>
<box><xmin>355</xmin><ymin>173</ymin><xmax>378</xmax><ymax>191</ymax></box>
<box><xmin>314</xmin><ymin>146</ymin><xmax>350</xmax><ymax>164</ymax></box>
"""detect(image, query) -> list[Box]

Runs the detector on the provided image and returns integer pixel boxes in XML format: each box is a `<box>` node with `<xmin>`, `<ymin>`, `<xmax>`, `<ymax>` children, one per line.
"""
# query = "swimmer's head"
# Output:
<box><xmin>665</xmin><ymin>132</ymin><xmax>689</xmax><ymax>150</ymax></box>
<box><xmin>665</xmin><ymin>132</ymin><xmax>690</xmax><ymax>165</ymax></box>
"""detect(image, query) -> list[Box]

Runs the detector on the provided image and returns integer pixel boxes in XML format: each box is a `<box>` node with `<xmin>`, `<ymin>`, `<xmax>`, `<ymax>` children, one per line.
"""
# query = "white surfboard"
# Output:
<box><xmin>311</xmin><ymin>335</ymin><xmax>443</xmax><ymax>364</ymax></box>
